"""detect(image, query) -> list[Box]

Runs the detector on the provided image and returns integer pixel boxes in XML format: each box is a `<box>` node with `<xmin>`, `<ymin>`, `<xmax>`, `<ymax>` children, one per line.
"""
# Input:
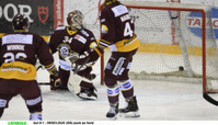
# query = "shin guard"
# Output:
<box><xmin>119</xmin><ymin>79</ymin><xmax>134</xmax><ymax>98</ymax></box>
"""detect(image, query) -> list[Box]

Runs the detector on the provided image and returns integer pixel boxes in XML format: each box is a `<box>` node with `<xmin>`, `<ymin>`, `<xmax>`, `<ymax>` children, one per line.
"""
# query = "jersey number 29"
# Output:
<box><xmin>3</xmin><ymin>52</ymin><xmax>27</xmax><ymax>63</ymax></box>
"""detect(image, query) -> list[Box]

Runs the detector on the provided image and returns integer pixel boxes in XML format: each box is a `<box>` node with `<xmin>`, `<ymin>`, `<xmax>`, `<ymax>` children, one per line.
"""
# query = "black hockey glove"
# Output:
<box><xmin>50</xmin><ymin>73</ymin><xmax>61</xmax><ymax>89</ymax></box>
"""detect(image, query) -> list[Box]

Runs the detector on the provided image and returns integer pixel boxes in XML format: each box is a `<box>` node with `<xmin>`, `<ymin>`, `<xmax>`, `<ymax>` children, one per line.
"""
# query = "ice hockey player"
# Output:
<box><xmin>99</xmin><ymin>0</ymin><xmax>140</xmax><ymax>119</ymax></box>
<box><xmin>0</xmin><ymin>13</ymin><xmax>61</xmax><ymax>120</ymax></box>
<box><xmin>47</xmin><ymin>10</ymin><xmax>103</xmax><ymax>100</ymax></box>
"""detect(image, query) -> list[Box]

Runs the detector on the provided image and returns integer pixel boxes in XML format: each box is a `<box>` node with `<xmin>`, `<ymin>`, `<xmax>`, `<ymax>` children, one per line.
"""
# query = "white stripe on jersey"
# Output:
<box><xmin>55</xmin><ymin>25</ymin><xmax>66</xmax><ymax>31</ymax></box>
<box><xmin>2</xmin><ymin>34</ymin><xmax>33</xmax><ymax>45</ymax></box>
<box><xmin>112</xmin><ymin>4</ymin><xmax>128</xmax><ymax>17</ymax></box>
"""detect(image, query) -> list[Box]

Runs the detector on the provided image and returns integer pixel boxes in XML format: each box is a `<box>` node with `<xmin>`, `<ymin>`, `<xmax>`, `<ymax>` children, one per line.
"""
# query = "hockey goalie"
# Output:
<box><xmin>47</xmin><ymin>10</ymin><xmax>103</xmax><ymax>100</ymax></box>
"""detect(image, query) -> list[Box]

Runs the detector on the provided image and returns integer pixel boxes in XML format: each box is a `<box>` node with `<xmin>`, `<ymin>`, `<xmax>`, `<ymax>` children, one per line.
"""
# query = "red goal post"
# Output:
<box><xmin>99</xmin><ymin>1</ymin><xmax>214</xmax><ymax>94</ymax></box>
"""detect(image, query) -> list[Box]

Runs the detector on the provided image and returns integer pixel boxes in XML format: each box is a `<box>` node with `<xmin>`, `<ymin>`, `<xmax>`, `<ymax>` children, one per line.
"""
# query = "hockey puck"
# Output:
<box><xmin>179</xmin><ymin>66</ymin><xmax>184</xmax><ymax>71</ymax></box>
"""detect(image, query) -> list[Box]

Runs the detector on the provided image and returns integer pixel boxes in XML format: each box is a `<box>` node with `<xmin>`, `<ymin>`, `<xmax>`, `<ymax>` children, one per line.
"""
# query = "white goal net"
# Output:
<box><xmin>100</xmin><ymin>1</ymin><xmax>218</xmax><ymax>94</ymax></box>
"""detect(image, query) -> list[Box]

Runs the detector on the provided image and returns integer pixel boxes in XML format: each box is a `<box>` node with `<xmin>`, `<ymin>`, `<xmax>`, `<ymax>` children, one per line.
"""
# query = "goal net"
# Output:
<box><xmin>100</xmin><ymin>1</ymin><xmax>218</xmax><ymax>95</ymax></box>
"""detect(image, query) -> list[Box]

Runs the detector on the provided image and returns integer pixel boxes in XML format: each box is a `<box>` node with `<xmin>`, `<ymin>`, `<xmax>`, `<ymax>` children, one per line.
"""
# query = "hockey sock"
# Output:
<box><xmin>29</xmin><ymin>112</ymin><xmax>42</xmax><ymax>120</ymax></box>
<box><xmin>0</xmin><ymin>109</ymin><xmax>4</xmax><ymax>118</ymax></box>
<box><xmin>119</xmin><ymin>79</ymin><xmax>134</xmax><ymax>98</ymax></box>
<box><xmin>107</xmin><ymin>85</ymin><xmax>120</xmax><ymax>104</ymax></box>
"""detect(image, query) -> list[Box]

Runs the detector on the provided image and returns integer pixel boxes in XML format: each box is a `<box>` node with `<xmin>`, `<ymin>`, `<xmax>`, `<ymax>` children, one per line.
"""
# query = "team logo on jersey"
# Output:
<box><xmin>74</xmin><ymin>34</ymin><xmax>86</xmax><ymax>44</ymax></box>
<box><xmin>37</xmin><ymin>6</ymin><xmax>48</xmax><ymax>23</ymax></box>
<box><xmin>187</xmin><ymin>11</ymin><xmax>214</xmax><ymax>39</ymax></box>
<box><xmin>58</xmin><ymin>44</ymin><xmax>71</xmax><ymax>59</ymax></box>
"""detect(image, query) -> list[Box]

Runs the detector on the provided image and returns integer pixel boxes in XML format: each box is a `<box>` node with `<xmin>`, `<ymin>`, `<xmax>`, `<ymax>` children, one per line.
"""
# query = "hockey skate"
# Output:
<box><xmin>106</xmin><ymin>103</ymin><xmax>119</xmax><ymax>120</ymax></box>
<box><xmin>119</xmin><ymin>96</ymin><xmax>140</xmax><ymax>117</ymax></box>
<box><xmin>76</xmin><ymin>81</ymin><xmax>97</xmax><ymax>100</ymax></box>
<box><xmin>29</xmin><ymin>113</ymin><xmax>42</xmax><ymax>120</ymax></box>
<box><xmin>76</xmin><ymin>88</ymin><xmax>97</xmax><ymax>100</ymax></box>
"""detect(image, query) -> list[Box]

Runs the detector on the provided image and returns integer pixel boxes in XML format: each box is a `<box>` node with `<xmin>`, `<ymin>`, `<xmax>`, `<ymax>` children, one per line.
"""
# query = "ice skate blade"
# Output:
<box><xmin>119</xmin><ymin>111</ymin><xmax>140</xmax><ymax>118</ymax></box>
<box><xmin>76</xmin><ymin>93</ymin><xmax>97</xmax><ymax>100</ymax></box>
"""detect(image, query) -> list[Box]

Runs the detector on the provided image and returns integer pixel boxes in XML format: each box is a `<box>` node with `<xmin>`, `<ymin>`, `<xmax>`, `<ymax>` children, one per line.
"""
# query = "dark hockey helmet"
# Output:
<box><xmin>103</xmin><ymin>0</ymin><xmax>118</xmax><ymax>8</ymax></box>
<box><xmin>67</xmin><ymin>10</ymin><xmax>84</xmax><ymax>30</ymax></box>
<box><xmin>12</xmin><ymin>13</ymin><xmax>29</xmax><ymax>30</ymax></box>
<box><xmin>105</xmin><ymin>0</ymin><xmax>117</xmax><ymax>3</ymax></box>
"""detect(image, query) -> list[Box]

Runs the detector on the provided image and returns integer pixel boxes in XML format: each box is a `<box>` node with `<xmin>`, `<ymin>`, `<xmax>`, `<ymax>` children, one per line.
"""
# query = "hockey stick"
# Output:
<box><xmin>72</xmin><ymin>57</ymin><xmax>90</xmax><ymax>74</ymax></box>
<box><xmin>72</xmin><ymin>57</ymin><xmax>97</xmax><ymax>80</ymax></box>
<box><xmin>203</xmin><ymin>93</ymin><xmax>218</xmax><ymax>106</ymax></box>
<box><xmin>39</xmin><ymin>82</ymin><xmax>50</xmax><ymax>85</ymax></box>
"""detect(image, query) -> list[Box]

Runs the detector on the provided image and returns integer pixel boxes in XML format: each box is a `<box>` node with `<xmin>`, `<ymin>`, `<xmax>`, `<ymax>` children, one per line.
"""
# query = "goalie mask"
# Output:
<box><xmin>67</xmin><ymin>10</ymin><xmax>84</xmax><ymax>30</ymax></box>
<box><xmin>12</xmin><ymin>13</ymin><xmax>29</xmax><ymax>31</ymax></box>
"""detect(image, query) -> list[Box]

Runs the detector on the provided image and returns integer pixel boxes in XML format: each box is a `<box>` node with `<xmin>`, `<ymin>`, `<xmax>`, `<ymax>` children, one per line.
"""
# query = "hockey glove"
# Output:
<box><xmin>50</xmin><ymin>73</ymin><xmax>62</xmax><ymax>90</ymax></box>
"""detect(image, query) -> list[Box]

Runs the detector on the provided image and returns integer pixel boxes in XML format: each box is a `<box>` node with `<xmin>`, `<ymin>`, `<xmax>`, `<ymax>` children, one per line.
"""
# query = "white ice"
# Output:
<box><xmin>1</xmin><ymin>79</ymin><xmax>218</xmax><ymax>121</ymax></box>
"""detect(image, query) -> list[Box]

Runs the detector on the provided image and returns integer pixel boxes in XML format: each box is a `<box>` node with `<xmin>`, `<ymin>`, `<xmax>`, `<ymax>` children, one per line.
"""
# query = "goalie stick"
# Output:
<box><xmin>39</xmin><ymin>82</ymin><xmax>50</xmax><ymax>85</ymax></box>
<box><xmin>203</xmin><ymin>93</ymin><xmax>218</xmax><ymax>106</ymax></box>
<box><xmin>38</xmin><ymin>57</ymin><xmax>94</xmax><ymax>85</ymax></box>
<box><xmin>72</xmin><ymin>57</ymin><xmax>90</xmax><ymax>74</ymax></box>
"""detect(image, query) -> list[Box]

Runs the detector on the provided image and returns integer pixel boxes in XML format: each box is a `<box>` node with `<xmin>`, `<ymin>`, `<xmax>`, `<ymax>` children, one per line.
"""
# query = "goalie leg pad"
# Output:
<box><xmin>76</xmin><ymin>81</ymin><xmax>97</xmax><ymax>100</ymax></box>
<box><xmin>79</xmin><ymin>80</ymin><xmax>96</xmax><ymax>91</ymax></box>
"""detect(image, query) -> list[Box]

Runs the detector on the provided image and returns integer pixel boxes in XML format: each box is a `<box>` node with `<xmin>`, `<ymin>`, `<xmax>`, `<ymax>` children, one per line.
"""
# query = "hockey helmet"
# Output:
<box><xmin>102</xmin><ymin>0</ymin><xmax>118</xmax><ymax>8</ymax></box>
<box><xmin>67</xmin><ymin>10</ymin><xmax>84</xmax><ymax>30</ymax></box>
<box><xmin>105</xmin><ymin>0</ymin><xmax>117</xmax><ymax>3</ymax></box>
<box><xmin>12</xmin><ymin>13</ymin><xmax>29</xmax><ymax>30</ymax></box>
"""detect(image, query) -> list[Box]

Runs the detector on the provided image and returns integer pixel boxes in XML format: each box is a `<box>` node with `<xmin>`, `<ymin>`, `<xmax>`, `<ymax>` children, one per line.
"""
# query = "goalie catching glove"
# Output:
<box><xmin>44</xmin><ymin>62</ymin><xmax>62</xmax><ymax>90</ymax></box>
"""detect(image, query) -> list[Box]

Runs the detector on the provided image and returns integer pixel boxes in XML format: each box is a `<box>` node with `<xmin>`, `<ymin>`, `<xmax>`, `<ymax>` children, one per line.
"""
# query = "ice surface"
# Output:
<box><xmin>1</xmin><ymin>80</ymin><xmax>218</xmax><ymax>121</ymax></box>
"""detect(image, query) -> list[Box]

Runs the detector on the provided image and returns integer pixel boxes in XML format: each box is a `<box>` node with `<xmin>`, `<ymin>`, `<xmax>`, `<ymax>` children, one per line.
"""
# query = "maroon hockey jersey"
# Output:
<box><xmin>99</xmin><ymin>2</ymin><xmax>140</xmax><ymax>52</ymax></box>
<box><xmin>0</xmin><ymin>32</ymin><xmax>55</xmax><ymax>80</ymax></box>
<box><xmin>48</xmin><ymin>26</ymin><xmax>97</xmax><ymax>60</ymax></box>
